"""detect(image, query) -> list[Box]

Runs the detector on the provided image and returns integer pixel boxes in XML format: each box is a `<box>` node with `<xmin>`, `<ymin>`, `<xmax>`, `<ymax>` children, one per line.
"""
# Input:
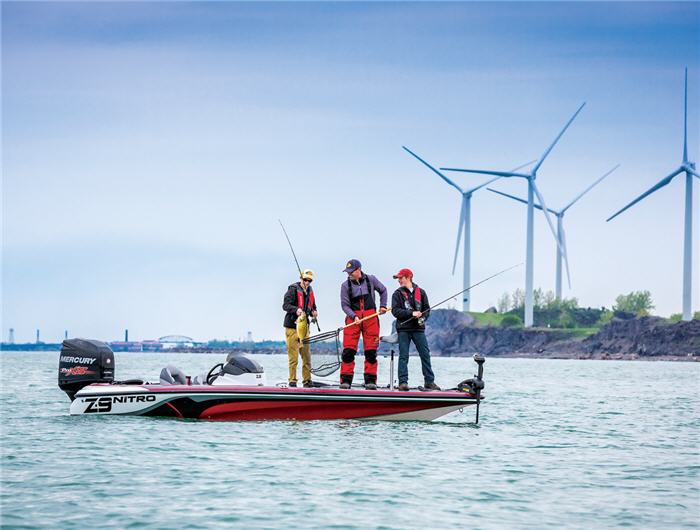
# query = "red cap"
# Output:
<box><xmin>392</xmin><ymin>268</ymin><xmax>413</xmax><ymax>279</ymax></box>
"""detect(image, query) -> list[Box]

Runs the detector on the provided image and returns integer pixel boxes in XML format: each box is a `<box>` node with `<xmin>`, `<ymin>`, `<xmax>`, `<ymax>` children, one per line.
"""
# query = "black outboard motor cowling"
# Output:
<box><xmin>224</xmin><ymin>353</ymin><xmax>264</xmax><ymax>375</ymax></box>
<box><xmin>58</xmin><ymin>339</ymin><xmax>114</xmax><ymax>401</ymax></box>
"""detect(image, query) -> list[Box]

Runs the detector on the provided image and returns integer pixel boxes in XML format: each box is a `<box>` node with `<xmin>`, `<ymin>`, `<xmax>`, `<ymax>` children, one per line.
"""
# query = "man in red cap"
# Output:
<box><xmin>339</xmin><ymin>259</ymin><xmax>388</xmax><ymax>389</ymax></box>
<box><xmin>390</xmin><ymin>268</ymin><xmax>440</xmax><ymax>391</ymax></box>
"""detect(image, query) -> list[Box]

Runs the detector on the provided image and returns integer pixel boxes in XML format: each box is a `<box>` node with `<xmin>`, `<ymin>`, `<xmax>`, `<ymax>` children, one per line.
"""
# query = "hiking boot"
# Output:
<box><xmin>339</xmin><ymin>375</ymin><xmax>353</xmax><ymax>390</ymax></box>
<box><xmin>424</xmin><ymin>382</ymin><xmax>441</xmax><ymax>391</ymax></box>
<box><xmin>288</xmin><ymin>381</ymin><xmax>297</xmax><ymax>387</ymax></box>
<box><xmin>363</xmin><ymin>374</ymin><xmax>377</xmax><ymax>391</ymax></box>
<box><xmin>302</xmin><ymin>381</ymin><xmax>313</xmax><ymax>388</ymax></box>
<box><xmin>398</xmin><ymin>383</ymin><xmax>409</xmax><ymax>391</ymax></box>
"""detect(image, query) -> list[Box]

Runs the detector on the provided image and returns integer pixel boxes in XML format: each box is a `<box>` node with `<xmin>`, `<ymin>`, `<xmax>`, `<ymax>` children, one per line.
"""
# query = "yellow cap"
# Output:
<box><xmin>301</xmin><ymin>269</ymin><xmax>314</xmax><ymax>280</ymax></box>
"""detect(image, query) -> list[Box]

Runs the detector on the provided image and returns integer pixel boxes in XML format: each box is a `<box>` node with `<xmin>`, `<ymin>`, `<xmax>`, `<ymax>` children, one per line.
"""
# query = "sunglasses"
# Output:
<box><xmin>303</xmin><ymin>278</ymin><xmax>313</xmax><ymax>283</ymax></box>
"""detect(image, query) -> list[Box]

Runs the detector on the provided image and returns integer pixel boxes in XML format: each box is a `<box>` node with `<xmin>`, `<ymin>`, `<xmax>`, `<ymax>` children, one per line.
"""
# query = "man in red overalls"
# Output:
<box><xmin>339</xmin><ymin>259</ymin><xmax>388</xmax><ymax>390</ymax></box>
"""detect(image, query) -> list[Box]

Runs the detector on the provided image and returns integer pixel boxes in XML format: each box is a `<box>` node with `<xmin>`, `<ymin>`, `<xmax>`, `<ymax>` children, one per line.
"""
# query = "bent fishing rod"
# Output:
<box><xmin>303</xmin><ymin>308</ymin><xmax>392</xmax><ymax>344</ymax></box>
<box><xmin>278</xmin><ymin>219</ymin><xmax>321</xmax><ymax>332</ymax></box>
<box><xmin>398</xmin><ymin>263</ymin><xmax>523</xmax><ymax>325</ymax></box>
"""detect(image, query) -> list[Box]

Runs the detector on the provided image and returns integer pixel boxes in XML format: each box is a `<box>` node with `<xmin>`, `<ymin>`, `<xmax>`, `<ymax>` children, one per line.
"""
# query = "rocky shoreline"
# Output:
<box><xmin>422</xmin><ymin>310</ymin><xmax>700</xmax><ymax>361</ymax></box>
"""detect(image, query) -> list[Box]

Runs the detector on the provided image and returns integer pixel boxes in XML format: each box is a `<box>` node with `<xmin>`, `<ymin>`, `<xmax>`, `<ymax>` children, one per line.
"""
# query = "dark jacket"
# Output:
<box><xmin>283</xmin><ymin>282</ymin><xmax>317</xmax><ymax>329</ymax></box>
<box><xmin>340</xmin><ymin>274</ymin><xmax>388</xmax><ymax>319</ymax></box>
<box><xmin>391</xmin><ymin>284</ymin><xmax>430</xmax><ymax>332</ymax></box>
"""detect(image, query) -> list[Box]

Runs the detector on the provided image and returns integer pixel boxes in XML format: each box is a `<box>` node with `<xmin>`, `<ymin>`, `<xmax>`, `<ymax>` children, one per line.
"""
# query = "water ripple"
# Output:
<box><xmin>1</xmin><ymin>353</ymin><xmax>698</xmax><ymax>529</ymax></box>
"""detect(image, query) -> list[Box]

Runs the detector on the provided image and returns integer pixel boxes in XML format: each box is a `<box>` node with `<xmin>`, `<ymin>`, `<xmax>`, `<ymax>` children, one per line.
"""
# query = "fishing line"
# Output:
<box><xmin>278</xmin><ymin>219</ymin><xmax>321</xmax><ymax>332</ymax></box>
<box><xmin>398</xmin><ymin>263</ymin><xmax>523</xmax><ymax>325</ymax></box>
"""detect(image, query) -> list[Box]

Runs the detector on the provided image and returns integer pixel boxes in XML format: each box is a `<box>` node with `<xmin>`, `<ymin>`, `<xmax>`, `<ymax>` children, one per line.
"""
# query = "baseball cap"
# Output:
<box><xmin>392</xmin><ymin>268</ymin><xmax>413</xmax><ymax>279</ymax></box>
<box><xmin>343</xmin><ymin>259</ymin><xmax>362</xmax><ymax>273</ymax></box>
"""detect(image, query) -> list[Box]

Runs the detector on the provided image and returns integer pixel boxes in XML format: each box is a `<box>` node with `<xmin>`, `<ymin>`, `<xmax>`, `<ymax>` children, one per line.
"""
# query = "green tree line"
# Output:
<box><xmin>495</xmin><ymin>289</ymin><xmax>659</xmax><ymax>329</ymax></box>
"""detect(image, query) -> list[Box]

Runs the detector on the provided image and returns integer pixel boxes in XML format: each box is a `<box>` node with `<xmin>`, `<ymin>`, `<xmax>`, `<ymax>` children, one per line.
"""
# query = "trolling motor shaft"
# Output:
<box><xmin>457</xmin><ymin>354</ymin><xmax>486</xmax><ymax>424</ymax></box>
<box><xmin>473</xmin><ymin>354</ymin><xmax>485</xmax><ymax>424</ymax></box>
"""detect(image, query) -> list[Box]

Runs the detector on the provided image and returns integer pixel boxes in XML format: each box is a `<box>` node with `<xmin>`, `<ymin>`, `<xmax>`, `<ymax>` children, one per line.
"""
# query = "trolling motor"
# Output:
<box><xmin>457</xmin><ymin>354</ymin><xmax>486</xmax><ymax>424</ymax></box>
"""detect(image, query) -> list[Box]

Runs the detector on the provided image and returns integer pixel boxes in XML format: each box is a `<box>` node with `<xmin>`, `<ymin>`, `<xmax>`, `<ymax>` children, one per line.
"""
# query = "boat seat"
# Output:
<box><xmin>380</xmin><ymin>321</ymin><xmax>399</xmax><ymax>344</ymax></box>
<box><xmin>160</xmin><ymin>365</ymin><xmax>187</xmax><ymax>385</ymax></box>
<box><xmin>380</xmin><ymin>333</ymin><xmax>398</xmax><ymax>344</ymax></box>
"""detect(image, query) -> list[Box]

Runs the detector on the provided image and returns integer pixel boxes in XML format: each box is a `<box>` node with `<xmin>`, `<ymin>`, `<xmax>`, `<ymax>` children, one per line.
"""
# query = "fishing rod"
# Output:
<box><xmin>304</xmin><ymin>263</ymin><xmax>521</xmax><ymax>344</ymax></box>
<box><xmin>278</xmin><ymin>219</ymin><xmax>321</xmax><ymax>332</ymax></box>
<box><xmin>398</xmin><ymin>263</ymin><xmax>523</xmax><ymax>325</ymax></box>
<box><xmin>303</xmin><ymin>308</ymin><xmax>392</xmax><ymax>344</ymax></box>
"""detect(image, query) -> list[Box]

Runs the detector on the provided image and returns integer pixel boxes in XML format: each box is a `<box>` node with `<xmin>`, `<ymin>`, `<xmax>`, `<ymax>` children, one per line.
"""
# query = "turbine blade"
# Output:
<box><xmin>403</xmin><ymin>146</ymin><xmax>464</xmax><ymax>193</ymax></box>
<box><xmin>464</xmin><ymin>160</ymin><xmax>537</xmax><ymax>194</ymax></box>
<box><xmin>560</xmin><ymin>222</ymin><xmax>572</xmax><ymax>289</ymax></box>
<box><xmin>452</xmin><ymin>197</ymin><xmax>466</xmax><ymax>275</ymax></box>
<box><xmin>510</xmin><ymin>159</ymin><xmax>538</xmax><ymax>173</ymax></box>
<box><xmin>561</xmin><ymin>164</ymin><xmax>620</xmax><ymax>213</ymax></box>
<box><xmin>532</xmin><ymin>181</ymin><xmax>565</xmax><ymax>256</ymax></box>
<box><xmin>487</xmin><ymin>187</ymin><xmax>560</xmax><ymax>214</ymax></box>
<box><xmin>606</xmin><ymin>167</ymin><xmax>684</xmax><ymax>222</ymax></box>
<box><xmin>684</xmin><ymin>67</ymin><xmax>688</xmax><ymax>163</ymax></box>
<box><xmin>688</xmin><ymin>168</ymin><xmax>699</xmax><ymax>179</ymax></box>
<box><xmin>466</xmin><ymin>175</ymin><xmax>502</xmax><ymax>194</ymax></box>
<box><xmin>532</xmin><ymin>102</ymin><xmax>586</xmax><ymax>174</ymax></box>
<box><xmin>488</xmin><ymin>187</ymin><xmax>542</xmax><ymax>211</ymax></box>
<box><xmin>440</xmin><ymin>168</ymin><xmax>530</xmax><ymax>178</ymax></box>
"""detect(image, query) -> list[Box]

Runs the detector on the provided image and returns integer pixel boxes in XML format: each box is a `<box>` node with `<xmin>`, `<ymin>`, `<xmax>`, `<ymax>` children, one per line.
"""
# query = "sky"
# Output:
<box><xmin>2</xmin><ymin>1</ymin><xmax>699</xmax><ymax>343</ymax></box>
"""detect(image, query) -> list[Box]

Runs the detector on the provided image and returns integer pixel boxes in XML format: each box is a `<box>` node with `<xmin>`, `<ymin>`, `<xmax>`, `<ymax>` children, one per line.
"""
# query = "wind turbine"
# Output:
<box><xmin>607</xmin><ymin>68</ymin><xmax>698</xmax><ymax>321</ymax></box>
<box><xmin>402</xmin><ymin>146</ymin><xmax>533</xmax><ymax>311</ymax></box>
<box><xmin>440</xmin><ymin>102</ymin><xmax>586</xmax><ymax>327</ymax></box>
<box><xmin>488</xmin><ymin>164</ymin><xmax>620</xmax><ymax>299</ymax></box>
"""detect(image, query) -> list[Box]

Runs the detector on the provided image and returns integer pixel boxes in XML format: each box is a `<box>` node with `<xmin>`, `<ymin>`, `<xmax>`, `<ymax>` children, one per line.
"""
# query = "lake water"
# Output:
<box><xmin>1</xmin><ymin>351</ymin><xmax>698</xmax><ymax>529</ymax></box>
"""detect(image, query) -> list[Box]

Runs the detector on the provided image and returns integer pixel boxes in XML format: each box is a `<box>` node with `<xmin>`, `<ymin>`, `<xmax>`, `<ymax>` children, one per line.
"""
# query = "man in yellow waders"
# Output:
<box><xmin>282</xmin><ymin>269</ymin><xmax>318</xmax><ymax>387</ymax></box>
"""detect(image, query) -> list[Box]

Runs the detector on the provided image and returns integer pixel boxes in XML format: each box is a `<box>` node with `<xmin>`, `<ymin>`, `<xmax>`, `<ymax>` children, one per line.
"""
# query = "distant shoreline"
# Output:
<box><xmin>4</xmin><ymin>310</ymin><xmax>698</xmax><ymax>362</ymax></box>
<box><xmin>2</xmin><ymin>347</ymin><xmax>696</xmax><ymax>362</ymax></box>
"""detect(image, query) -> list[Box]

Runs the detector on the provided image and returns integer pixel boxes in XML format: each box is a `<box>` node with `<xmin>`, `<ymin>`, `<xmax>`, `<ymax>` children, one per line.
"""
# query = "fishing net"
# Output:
<box><xmin>304</xmin><ymin>312</ymin><xmax>384</xmax><ymax>378</ymax></box>
<box><xmin>308</xmin><ymin>331</ymin><xmax>341</xmax><ymax>377</ymax></box>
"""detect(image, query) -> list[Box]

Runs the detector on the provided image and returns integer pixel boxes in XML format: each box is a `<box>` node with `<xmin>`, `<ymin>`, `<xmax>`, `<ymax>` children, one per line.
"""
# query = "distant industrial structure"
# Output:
<box><xmin>607</xmin><ymin>68</ymin><xmax>697</xmax><ymax>321</ymax></box>
<box><xmin>109</xmin><ymin>334</ymin><xmax>197</xmax><ymax>352</ymax></box>
<box><xmin>2</xmin><ymin>328</ymin><xmax>203</xmax><ymax>352</ymax></box>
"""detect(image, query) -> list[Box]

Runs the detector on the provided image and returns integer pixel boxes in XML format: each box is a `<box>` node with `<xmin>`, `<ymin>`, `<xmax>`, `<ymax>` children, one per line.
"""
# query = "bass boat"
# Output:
<box><xmin>58</xmin><ymin>338</ymin><xmax>485</xmax><ymax>422</ymax></box>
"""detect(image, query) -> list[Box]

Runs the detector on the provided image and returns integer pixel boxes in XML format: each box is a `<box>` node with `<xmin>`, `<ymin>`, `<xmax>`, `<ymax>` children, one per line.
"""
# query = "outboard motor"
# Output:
<box><xmin>207</xmin><ymin>353</ymin><xmax>267</xmax><ymax>386</ymax></box>
<box><xmin>58</xmin><ymin>339</ymin><xmax>114</xmax><ymax>401</ymax></box>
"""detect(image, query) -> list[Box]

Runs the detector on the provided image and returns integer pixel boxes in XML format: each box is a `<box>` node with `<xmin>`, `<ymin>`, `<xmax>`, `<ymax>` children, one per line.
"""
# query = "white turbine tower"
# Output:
<box><xmin>440</xmin><ymin>103</ymin><xmax>586</xmax><ymax>327</ymax></box>
<box><xmin>402</xmin><ymin>146</ymin><xmax>533</xmax><ymax>311</ymax></box>
<box><xmin>607</xmin><ymin>68</ymin><xmax>698</xmax><ymax>321</ymax></box>
<box><xmin>488</xmin><ymin>164</ymin><xmax>620</xmax><ymax>299</ymax></box>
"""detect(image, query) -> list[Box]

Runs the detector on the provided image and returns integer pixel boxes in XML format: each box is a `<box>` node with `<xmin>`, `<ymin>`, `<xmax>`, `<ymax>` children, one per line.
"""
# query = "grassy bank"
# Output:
<box><xmin>467</xmin><ymin>311</ymin><xmax>599</xmax><ymax>336</ymax></box>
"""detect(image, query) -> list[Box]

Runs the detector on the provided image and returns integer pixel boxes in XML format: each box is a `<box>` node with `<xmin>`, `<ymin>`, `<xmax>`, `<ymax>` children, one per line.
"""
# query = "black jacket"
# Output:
<box><xmin>391</xmin><ymin>284</ymin><xmax>430</xmax><ymax>332</ymax></box>
<box><xmin>283</xmin><ymin>282</ymin><xmax>317</xmax><ymax>329</ymax></box>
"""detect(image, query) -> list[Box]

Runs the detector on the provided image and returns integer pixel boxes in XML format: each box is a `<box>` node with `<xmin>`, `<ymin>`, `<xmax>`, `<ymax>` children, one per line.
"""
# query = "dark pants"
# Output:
<box><xmin>398</xmin><ymin>330</ymin><xmax>435</xmax><ymax>385</ymax></box>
